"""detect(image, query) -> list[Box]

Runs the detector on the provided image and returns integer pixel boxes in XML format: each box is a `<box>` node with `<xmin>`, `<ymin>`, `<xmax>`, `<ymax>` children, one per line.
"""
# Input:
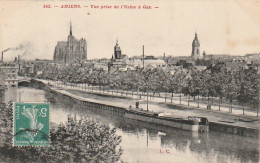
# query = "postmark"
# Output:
<box><xmin>13</xmin><ymin>102</ymin><xmax>50</xmax><ymax>146</ymax></box>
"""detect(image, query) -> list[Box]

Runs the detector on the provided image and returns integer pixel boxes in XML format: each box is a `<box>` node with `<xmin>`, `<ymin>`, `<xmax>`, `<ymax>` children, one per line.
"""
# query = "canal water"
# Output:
<box><xmin>2</xmin><ymin>86</ymin><xmax>259</xmax><ymax>163</ymax></box>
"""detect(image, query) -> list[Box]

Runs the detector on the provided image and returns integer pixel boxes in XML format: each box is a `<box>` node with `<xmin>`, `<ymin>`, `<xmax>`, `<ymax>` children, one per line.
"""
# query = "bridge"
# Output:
<box><xmin>17</xmin><ymin>76</ymin><xmax>31</xmax><ymax>86</ymax></box>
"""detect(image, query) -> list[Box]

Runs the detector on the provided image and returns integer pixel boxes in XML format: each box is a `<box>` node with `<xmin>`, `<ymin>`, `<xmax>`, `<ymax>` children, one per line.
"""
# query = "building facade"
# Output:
<box><xmin>191</xmin><ymin>33</ymin><xmax>200</xmax><ymax>58</ymax></box>
<box><xmin>0</xmin><ymin>63</ymin><xmax>19</xmax><ymax>87</ymax></box>
<box><xmin>0</xmin><ymin>70</ymin><xmax>5</xmax><ymax>88</ymax></box>
<box><xmin>53</xmin><ymin>22</ymin><xmax>87</xmax><ymax>64</ymax></box>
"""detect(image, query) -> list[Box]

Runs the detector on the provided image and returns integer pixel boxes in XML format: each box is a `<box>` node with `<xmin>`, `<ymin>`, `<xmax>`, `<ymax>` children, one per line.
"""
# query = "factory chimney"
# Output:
<box><xmin>1</xmin><ymin>51</ymin><xmax>3</xmax><ymax>63</ymax></box>
<box><xmin>142</xmin><ymin>45</ymin><xmax>144</xmax><ymax>69</ymax></box>
<box><xmin>18</xmin><ymin>55</ymin><xmax>21</xmax><ymax>73</ymax></box>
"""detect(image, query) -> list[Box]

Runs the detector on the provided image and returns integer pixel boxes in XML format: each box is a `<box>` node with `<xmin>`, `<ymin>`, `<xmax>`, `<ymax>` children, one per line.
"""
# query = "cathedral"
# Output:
<box><xmin>53</xmin><ymin>23</ymin><xmax>87</xmax><ymax>64</ymax></box>
<box><xmin>191</xmin><ymin>32</ymin><xmax>200</xmax><ymax>58</ymax></box>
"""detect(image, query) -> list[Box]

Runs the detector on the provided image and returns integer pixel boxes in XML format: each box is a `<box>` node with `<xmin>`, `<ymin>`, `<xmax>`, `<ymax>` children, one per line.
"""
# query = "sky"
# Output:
<box><xmin>0</xmin><ymin>0</ymin><xmax>260</xmax><ymax>61</ymax></box>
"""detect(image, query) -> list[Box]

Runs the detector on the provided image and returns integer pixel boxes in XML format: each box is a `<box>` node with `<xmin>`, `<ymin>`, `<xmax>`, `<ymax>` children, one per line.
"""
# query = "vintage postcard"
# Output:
<box><xmin>0</xmin><ymin>0</ymin><xmax>259</xmax><ymax>162</ymax></box>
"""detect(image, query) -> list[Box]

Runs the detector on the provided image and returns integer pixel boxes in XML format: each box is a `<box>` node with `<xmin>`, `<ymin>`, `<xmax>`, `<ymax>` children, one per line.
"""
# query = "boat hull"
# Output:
<box><xmin>124</xmin><ymin>110</ymin><xmax>208</xmax><ymax>132</ymax></box>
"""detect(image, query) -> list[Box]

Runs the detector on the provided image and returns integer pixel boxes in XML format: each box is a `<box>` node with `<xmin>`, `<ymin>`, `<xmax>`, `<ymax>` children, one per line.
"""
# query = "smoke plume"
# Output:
<box><xmin>2</xmin><ymin>42</ymin><xmax>35</xmax><ymax>59</ymax></box>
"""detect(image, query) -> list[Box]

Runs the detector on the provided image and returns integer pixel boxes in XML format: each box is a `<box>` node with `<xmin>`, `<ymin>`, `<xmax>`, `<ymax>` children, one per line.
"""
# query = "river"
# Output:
<box><xmin>2</xmin><ymin>86</ymin><xmax>259</xmax><ymax>163</ymax></box>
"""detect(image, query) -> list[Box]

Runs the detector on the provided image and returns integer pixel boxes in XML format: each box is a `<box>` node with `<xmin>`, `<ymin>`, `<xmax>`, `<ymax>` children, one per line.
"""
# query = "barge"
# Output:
<box><xmin>124</xmin><ymin>107</ymin><xmax>209</xmax><ymax>132</ymax></box>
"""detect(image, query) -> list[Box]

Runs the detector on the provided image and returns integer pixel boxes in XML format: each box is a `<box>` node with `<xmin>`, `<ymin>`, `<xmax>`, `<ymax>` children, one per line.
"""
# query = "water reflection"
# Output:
<box><xmin>2</xmin><ymin>86</ymin><xmax>259</xmax><ymax>163</ymax></box>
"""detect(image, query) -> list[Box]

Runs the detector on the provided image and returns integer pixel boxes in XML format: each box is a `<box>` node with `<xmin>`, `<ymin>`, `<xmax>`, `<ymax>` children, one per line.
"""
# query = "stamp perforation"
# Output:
<box><xmin>13</xmin><ymin>102</ymin><xmax>50</xmax><ymax>147</ymax></box>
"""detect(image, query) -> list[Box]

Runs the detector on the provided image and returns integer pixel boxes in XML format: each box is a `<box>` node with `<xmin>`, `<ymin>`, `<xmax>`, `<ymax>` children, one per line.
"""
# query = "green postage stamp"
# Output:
<box><xmin>13</xmin><ymin>102</ymin><xmax>50</xmax><ymax>146</ymax></box>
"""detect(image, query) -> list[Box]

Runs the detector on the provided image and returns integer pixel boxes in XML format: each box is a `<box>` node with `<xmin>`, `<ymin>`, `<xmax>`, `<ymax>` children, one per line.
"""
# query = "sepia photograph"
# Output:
<box><xmin>0</xmin><ymin>0</ymin><xmax>259</xmax><ymax>162</ymax></box>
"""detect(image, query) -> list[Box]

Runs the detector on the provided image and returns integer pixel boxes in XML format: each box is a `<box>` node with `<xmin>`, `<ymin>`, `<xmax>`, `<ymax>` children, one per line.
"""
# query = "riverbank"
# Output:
<box><xmin>33</xmin><ymin>79</ymin><xmax>260</xmax><ymax>138</ymax></box>
<box><xmin>47</xmin><ymin>80</ymin><xmax>258</xmax><ymax>116</ymax></box>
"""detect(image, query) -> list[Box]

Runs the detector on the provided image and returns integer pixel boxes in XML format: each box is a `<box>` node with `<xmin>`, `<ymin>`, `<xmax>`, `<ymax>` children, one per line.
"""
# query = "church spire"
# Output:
<box><xmin>70</xmin><ymin>22</ymin><xmax>72</xmax><ymax>36</ymax></box>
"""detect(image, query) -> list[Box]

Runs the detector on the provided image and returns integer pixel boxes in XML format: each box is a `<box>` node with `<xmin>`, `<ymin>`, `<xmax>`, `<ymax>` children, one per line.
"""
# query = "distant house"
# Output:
<box><xmin>194</xmin><ymin>66</ymin><xmax>207</xmax><ymax>71</ymax></box>
<box><xmin>129</xmin><ymin>58</ymin><xmax>167</xmax><ymax>69</ymax></box>
<box><xmin>247</xmin><ymin>64</ymin><xmax>260</xmax><ymax>74</ymax></box>
<box><xmin>167</xmin><ymin>66</ymin><xmax>182</xmax><ymax>75</ymax></box>
<box><xmin>232</xmin><ymin>58</ymin><xmax>246</xmax><ymax>63</ymax></box>
<box><xmin>98</xmin><ymin>58</ymin><xmax>111</xmax><ymax>63</ymax></box>
<box><xmin>245</xmin><ymin>53</ymin><xmax>260</xmax><ymax>58</ymax></box>
<box><xmin>121</xmin><ymin>55</ymin><xmax>128</xmax><ymax>61</ymax></box>
<box><xmin>129</xmin><ymin>56</ymin><xmax>144</xmax><ymax>60</ymax></box>
<box><xmin>20</xmin><ymin>63</ymin><xmax>34</xmax><ymax>77</ymax></box>
<box><xmin>117</xmin><ymin>66</ymin><xmax>136</xmax><ymax>72</ymax></box>
<box><xmin>225</xmin><ymin>62</ymin><xmax>248</xmax><ymax>71</ymax></box>
<box><xmin>176</xmin><ymin>59</ymin><xmax>195</xmax><ymax>67</ymax></box>
<box><xmin>211</xmin><ymin>62</ymin><xmax>247</xmax><ymax>73</ymax></box>
<box><xmin>167</xmin><ymin>58</ymin><xmax>178</xmax><ymax>66</ymax></box>
<box><xmin>82</xmin><ymin>62</ymin><xmax>94</xmax><ymax>67</ymax></box>
<box><xmin>93</xmin><ymin>62</ymin><xmax>108</xmax><ymax>71</ymax></box>
<box><xmin>144</xmin><ymin>56</ymin><xmax>156</xmax><ymax>60</ymax></box>
<box><xmin>27</xmin><ymin>59</ymin><xmax>53</xmax><ymax>76</ymax></box>
<box><xmin>204</xmin><ymin>54</ymin><xmax>233</xmax><ymax>59</ymax></box>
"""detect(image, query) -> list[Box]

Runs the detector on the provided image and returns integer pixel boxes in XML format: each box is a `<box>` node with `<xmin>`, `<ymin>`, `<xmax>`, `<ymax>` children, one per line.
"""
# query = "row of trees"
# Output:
<box><xmin>38</xmin><ymin>64</ymin><xmax>260</xmax><ymax>116</ymax></box>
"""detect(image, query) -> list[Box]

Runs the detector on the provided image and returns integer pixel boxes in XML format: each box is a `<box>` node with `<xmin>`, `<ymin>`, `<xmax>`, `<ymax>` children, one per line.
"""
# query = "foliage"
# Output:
<box><xmin>37</xmin><ymin>63</ymin><xmax>260</xmax><ymax>111</ymax></box>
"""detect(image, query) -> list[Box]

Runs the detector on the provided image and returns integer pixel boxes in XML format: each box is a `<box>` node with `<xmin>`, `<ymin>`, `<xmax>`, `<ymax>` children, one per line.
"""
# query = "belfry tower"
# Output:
<box><xmin>191</xmin><ymin>32</ymin><xmax>200</xmax><ymax>58</ymax></box>
<box><xmin>114</xmin><ymin>39</ymin><xmax>122</xmax><ymax>59</ymax></box>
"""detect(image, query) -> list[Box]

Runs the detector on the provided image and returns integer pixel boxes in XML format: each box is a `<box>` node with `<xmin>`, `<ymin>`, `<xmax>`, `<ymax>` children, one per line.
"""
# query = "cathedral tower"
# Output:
<box><xmin>67</xmin><ymin>22</ymin><xmax>74</xmax><ymax>62</ymax></box>
<box><xmin>191</xmin><ymin>32</ymin><xmax>200</xmax><ymax>58</ymax></box>
<box><xmin>70</xmin><ymin>21</ymin><xmax>72</xmax><ymax>36</ymax></box>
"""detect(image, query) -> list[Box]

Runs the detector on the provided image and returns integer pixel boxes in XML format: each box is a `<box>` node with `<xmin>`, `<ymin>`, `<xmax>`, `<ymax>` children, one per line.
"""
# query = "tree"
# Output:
<box><xmin>213</xmin><ymin>69</ymin><xmax>227</xmax><ymax>111</ymax></box>
<box><xmin>241</xmin><ymin>67</ymin><xmax>260</xmax><ymax>116</ymax></box>
<box><xmin>223</xmin><ymin>71</ymin><xmax>240</xmax><ymax>113</ymax></box>
<box><xmin>188</xmin><ymin>71</ymin><xmax>201</xmax><ymax>107</ymax></box>
<box><xmin>141</xmin><ymin>68</ymin><xmax>155</xmax><ymax>110</ymax></box>
<box><xmin>149</xmin><ymin>68</ymin><xmax>167</xmax><ymax>99</ymax></box>
<box><xmin>237</xmin><ymin>68</ymin><xmax>249</xmax><ymax>114</ymax></box>
<box><xmin>165</xmin><ymin>70</ymin><xmax>176</xmax><ymax>103</ymax></box>
<box><xmin>199</xmin><ymin>70</ymin><xmax>218</xmax><ymax>109</ymax></box>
